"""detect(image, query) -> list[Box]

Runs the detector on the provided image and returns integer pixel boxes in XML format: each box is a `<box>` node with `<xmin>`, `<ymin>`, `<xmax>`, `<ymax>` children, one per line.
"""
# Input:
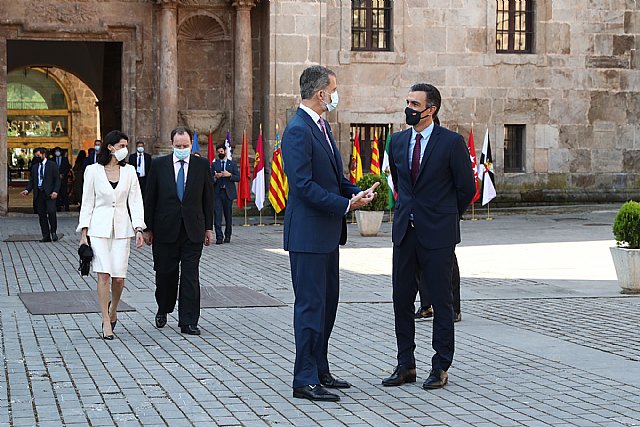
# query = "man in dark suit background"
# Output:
<box><xmin>282</xmin><ymin>65</ymin><xmax>378</xmax><ymax>402</ymax></box>
<box><xmin>382</xmin><ymin>83</ymin><xmax>475</xmax><ymax>390</ymax></box>
<box><xmin>129</xmin><ymin>141</ymin><xmax>153</xmax><ymax>198</ymax></box>
<box><xmin>53</xmin><ymin>147</ymin><xmax>71</xmax><ymax>212</ymax></box>
<box><xmin>21</xmin><ymin>147</ymin><xmax>61</xmax><ymax>242</ymax></box>
<box><xmin>211</xmin><ymin>143</ymin><xmax>239</xmax><ymax>244</ymax></box>
<box><xmin>143</xmin><ymin>126</ymin><xmax>214</xmax><ymax>336</ymax></box>
<box><xmin>84</xmin><ymin>140</ymin><xmax>101</xmax><ymax>168</ymax></box>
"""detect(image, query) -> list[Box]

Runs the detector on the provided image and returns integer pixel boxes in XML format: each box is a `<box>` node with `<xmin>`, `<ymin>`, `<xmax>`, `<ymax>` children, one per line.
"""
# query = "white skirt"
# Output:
<box><xmin>91</xmin><ymin>236</ymin><xmax>131</xmax><ymax>278</ymax></box>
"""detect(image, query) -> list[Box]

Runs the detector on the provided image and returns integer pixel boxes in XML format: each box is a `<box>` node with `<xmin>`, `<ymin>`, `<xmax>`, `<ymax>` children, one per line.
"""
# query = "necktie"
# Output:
<box><xmin>38</xmin><ymin>163</ymin><xmax>44</xmax><ymax>188</ymax></box>
<box><xmin>221</xmin><ymin>162</ymin><xmax>226</xmax><ymax>188</ymax></box>
<box><xmin>176</xmin><ymin>160</ymin><xmax>185</xmax><ymax>202</ymax></box>
<box><xmin>138</xmin><ymin>154</ymin><xmax>142</xmax><ymax>168</ymax></box>
<box><xmin>57</xmin><ymin>157</ymin><xmax>61</xmax><ymax>167</ymax></box>
<box><xmin>411</xmin><ymin>133</ymin><xmax>423</xmax><ymax>185</ymax></box>
<box><xmin>318</xmin><ymin>119</ymin><xmax>334</xmax><ymax>153</ymax></box>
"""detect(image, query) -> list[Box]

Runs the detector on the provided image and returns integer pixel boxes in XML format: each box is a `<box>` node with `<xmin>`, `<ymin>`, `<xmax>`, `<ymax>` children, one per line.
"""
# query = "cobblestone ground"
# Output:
<box><xmin>1</xmin><ymin>206</ymin><xmax>639</xmax><ymax>426</ymax></box>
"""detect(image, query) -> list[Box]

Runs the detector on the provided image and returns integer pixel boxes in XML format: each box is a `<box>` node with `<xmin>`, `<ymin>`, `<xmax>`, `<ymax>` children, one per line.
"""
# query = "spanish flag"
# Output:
<box><xmin>349</xmin><ymin>130</ymin><xmax>363</xmax><ymax>184</ymax></box>
<box><xmin>268</xmin><ymin>128</ymin><xmax>288</xmax><ymax>213</ymax></box>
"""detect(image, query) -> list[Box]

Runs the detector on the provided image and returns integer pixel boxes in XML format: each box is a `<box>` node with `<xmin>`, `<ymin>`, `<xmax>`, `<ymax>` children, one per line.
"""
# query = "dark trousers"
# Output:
<box><xmin>35</xmin><ymin>190</ymin><xmax>57</xmax><ymax>237</ymax></box>
<box><xmin>289</xmin><ymin>249</ymin><xmax>340</xmax><ymax>388</ymax></box>
<box><xmin>393</xmin><ymin>225</ymin><xmax>455</xmax><ymax>371</ymax></box>
<box><xmin>419</xmin><ymin>252</ymin><xmax>461</xmax><ymax>313</ymax></box>
<box><xmin>152</xmin><ymin>222</ymin><xmax>203</xmax><ymax>326</ymax></box>
<box><xmin>214</xmin><ymin>191</ymin><xmax>233</xmax><ymax>241</ymax></box>
<box><xmin>138</xmin><ymin>176</ymin><xmax>147</xmax><ymax>200</ymax></box>
<box><xmin>56</xmin><ymin>178</ymin><xmax>69</xmax><ymax>210</ymax></box>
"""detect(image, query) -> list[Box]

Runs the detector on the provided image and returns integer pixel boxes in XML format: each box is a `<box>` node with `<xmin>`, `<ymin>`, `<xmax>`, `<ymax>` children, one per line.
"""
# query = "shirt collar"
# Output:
<box><xmin>412</xmin><ymin>121</ymin><xmax>435</xmax><ymax>141</ymax></box>
<box><xmin>299</xmin><ymin>103</ymin><xmax>322</xmax><ymax>126</ymax></box>
<box><xmin>41</xmin><ymin>158</ymin><xmax>47</xmax><ymax>165</ymax></box>
<box><xmin>173</xmin><ymin>154</ymin><xmax>190</xmax><ymax>164</ymax></box>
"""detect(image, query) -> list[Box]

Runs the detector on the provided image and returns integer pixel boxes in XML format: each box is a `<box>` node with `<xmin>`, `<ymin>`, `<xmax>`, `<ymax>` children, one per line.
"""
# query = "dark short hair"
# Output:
<box><xmin>98</xmin><ymin>130</ymin><xmax>129</xmax><ymax>166</ymax></box>
<box><xmin>34</xmin><ymin>147</ymin><xmax>46</xmax><ymax>156</ymax></box>
<box><xmin>410</xmin><ymin>83</ymin><xmax>442</xmax><ymax>119</ymax></box>
<box><xmin>216</xmin><ymin>143</ymin><xmax>226</xmax><ymax>151</ymax></box>
<box><xmin>300</xmin><ymin>65</ymin><xmax>335</xmax><ymax>100</ymax></box>
<box><xmin>170</xmin><ymin>126</ymin><xmax>192</xmax><ymax>143</ymax></box>
<box><xmin>95</xmin><ymin>139</ymin><xmax>101</xmax><ymax>145</ymax></box>
<box><xmin>136</xmin><ymin>140</ymin><xmax>144</xmax><ymax>146</ymax></box>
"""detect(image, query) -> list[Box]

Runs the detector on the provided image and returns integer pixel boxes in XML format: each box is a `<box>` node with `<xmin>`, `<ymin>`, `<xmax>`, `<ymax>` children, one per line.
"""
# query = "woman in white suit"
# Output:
<box><xmin>77</xmin><ymin>130</ymin><xmax>145</xmax><ymax>340</ymax></box>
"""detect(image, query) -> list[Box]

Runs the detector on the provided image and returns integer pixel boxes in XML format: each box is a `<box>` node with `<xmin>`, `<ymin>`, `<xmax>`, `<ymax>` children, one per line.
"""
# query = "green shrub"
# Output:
<box><xmin>355</xmin><ymin>173</ymin><xmax>390</xmax><ymax>211</ymax></box>
<box><xmin>613</xmin><ymin>200</ymin><xmax>640</xmax><ymax>249</ymax></box>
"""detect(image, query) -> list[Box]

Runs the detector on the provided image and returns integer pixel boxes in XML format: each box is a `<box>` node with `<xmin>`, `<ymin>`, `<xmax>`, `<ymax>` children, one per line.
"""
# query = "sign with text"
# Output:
<box><xmin>7</xmin><ymin>115</ymin><xmax>68</xmax><ymax>138</ymax></box>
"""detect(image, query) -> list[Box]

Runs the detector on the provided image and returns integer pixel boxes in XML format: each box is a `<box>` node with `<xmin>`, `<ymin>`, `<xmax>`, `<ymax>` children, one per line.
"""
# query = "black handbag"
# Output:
<box><xmin>78</xmin><ymin>243</ymin><xmax>94</xmax><ymax>276</ymax></box>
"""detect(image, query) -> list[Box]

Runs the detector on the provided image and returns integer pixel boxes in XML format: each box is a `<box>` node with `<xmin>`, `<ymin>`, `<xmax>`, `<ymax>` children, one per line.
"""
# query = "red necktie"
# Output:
<box><xmin>411</xmin><ymin>133</ymin><xmax>422</xmax><ymax>184</ymax></box>
<box><xmin>318</xmin><ymin>119</ymin><xmax>334</xmax><ymax>153</ymax></box>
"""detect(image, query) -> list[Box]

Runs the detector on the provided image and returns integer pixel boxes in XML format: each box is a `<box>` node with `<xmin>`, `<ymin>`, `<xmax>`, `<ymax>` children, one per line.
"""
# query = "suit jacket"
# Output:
<box><xmin>281</xmin><ymin>107</ymin><xmax>361</xmax><ymax>253</ymax></box>
<box><xmin>83</xmin><ymin>152</ymin><xmax>99</xmax><ymax>168</ymax></box>
<box><xmin>211</xmin><ymin>158</ymin><xmax>239</xmax><ymax>200</ymax></box>
<box><xmin>25</xmin><ymin>159</ymin><xmax>61</xmax><ymax>198</ymax></box>
<box><xmin>128</xmin><ymin>152</ymin><xmax>152</xmax><ymax>177</ymax></box>
<box><xmin>53</xmin><ymin>155</ymin><xmax>71</xmax><ymax>178</ymax></box>
<box><xmin>144</xmin><ymin>154</ymin><xmax>214</xmax><ymax>244</ymax></box>
<box><xmin>389</xmin><ymin>124</ymin><xmax>476</xmax><ymax>249</ymax></box>
<box><xmin>76</xmin><ymin>164</ymin><xmax>145</xmax><ymax>238</ymax></box>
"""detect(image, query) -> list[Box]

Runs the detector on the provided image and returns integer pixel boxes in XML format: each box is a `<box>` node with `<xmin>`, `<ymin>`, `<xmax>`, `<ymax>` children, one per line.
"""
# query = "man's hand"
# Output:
<box><xmin>143</xmin><ymin>231</ymin><xmax>153</xmax><ymax>246</ymax></box>
<box><xmin>204</xmin><ymin>230</ymin><xmax>214</xmax><ymax>246</ymax></box>
<box><xmin>50</xmin><ymin>192</ymin><xmax>58</xmax><ymax>200</ymax></box>
<box><xmin>21</xmin><ymin>190</ymin><xmax>29</xmax><ymax>196</ymax></box>
<box><xmin>221</xmin><ymin>170</ymin><xmax>231</xmax><ymax>177</ymax></box>
<box><xmin>348</xmin><ymin>182</ymin><xmax>379</xmax><ymax>211</ymax></box>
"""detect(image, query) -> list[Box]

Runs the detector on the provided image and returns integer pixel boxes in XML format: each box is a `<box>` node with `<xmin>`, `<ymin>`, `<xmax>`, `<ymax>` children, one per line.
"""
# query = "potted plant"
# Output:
<box><xmin>354</xmin><ymin>173</ymin><xmax>390</xmax><ymax>236</ymax></box>
<box><xmin>610</xmin><ymin>200</ymin><xmax>640</xmax><ymax>294</ymax></box>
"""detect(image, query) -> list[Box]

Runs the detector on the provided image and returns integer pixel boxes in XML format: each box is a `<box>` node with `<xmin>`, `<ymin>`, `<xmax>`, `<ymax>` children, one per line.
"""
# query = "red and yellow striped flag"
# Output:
<box><xmin>349</xmin><ymin>130</ymin><xmax>363</xmax><ymax>184</ymax></box>
<box><xmin>268</xmin><ymin>129</ymin><xmax>288</xmax><ymax>213</ymax></box>
<box><xmin>370</xmin><ymin>133</ymin><xmax>381</xmax><ymax>175</ymax></box>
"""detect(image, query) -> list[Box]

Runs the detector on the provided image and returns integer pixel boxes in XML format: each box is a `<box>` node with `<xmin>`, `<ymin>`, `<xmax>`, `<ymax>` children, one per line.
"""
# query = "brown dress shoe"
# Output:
<box><xmin>422</xmin><ymin>368</ymin><xmax>448</xmax><ymax>389</ymax></box>
<box><xmin>382</xmin><ymin>365</ymin><xmax>416</xmax><ymax>386</ymax></box>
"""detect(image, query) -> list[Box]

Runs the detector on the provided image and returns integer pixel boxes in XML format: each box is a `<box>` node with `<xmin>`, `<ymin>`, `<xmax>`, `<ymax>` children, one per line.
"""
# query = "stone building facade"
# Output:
<box><xmin>1</xmin><ymin>0</ymin><xmax>639</xmax><ymax>214</ymax></box>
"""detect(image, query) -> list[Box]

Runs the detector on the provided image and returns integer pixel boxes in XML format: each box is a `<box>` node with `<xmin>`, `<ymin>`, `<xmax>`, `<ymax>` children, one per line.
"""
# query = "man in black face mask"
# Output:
<box><xmin>211</xmin><ymin>143</ymin><xmax>240</xmax><ymax>244</ymax></box>
<box><xmin>381</xmin><ymin>83</ymin><xmax>475</xmax><ymax>391</ymax></box>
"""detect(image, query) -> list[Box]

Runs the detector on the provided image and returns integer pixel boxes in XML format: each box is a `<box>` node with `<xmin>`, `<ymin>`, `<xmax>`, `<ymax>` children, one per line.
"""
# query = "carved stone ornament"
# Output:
<box><xmin>29</xmin><ymin>2</ymin><xmax>98</xmax><ymax>24</ymax></box>
<box><xmin>231</xmin><ymin>0</ymin><xmax>258</xmax><ymax>8</ymax></box>
<box><xmin>179</xmin><ymin>15</ymin><xmax>227</xmax><ymax>40</ymax></box>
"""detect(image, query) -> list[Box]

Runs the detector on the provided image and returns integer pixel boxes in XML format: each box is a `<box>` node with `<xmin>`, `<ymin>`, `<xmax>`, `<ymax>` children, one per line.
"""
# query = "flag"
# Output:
<box><xmin>467</xmin><ymin>129</ymin><xmax>480</xmax><ymax>204</ymax></box>
<box><xmin>251</xmin><ymin>126</ymin><xmax>265</xmax><ymax>211</ymax></box>
<box><xmin>268</xmin><ymin>129</ymin><xmax>288</xmax><ymax>214</ymax></box>
<box><xmin>207</xmin><ymin>130</ymin><xmax>214</xmax><ymax>164</ymax></box>
<box><xmin>381</xmin><ymin>130</ymin><xmax>395</xmax><ymax>209</ymax></box>
<box><xmin>478</xmin><ymin>128</ymin><xmax>496</xmax><ymax>206</ymax></box>
<box><xmin>192</xmin><ymin>130</ymin><xmax>200</xmax><ymax>153</ymax></box>
<box><xmin>225</xmin><ymin>130</ymin><xmax>232</xmax><ymax>160</ymax></box>
<box><xmin>237</xmin><ymin>129</ymin><xmax>252</xmax><ymax>209</ymax></box>
<box><xmin>370</xmin><ymin>132</ymin><xmax>381</xmax><ymax>175</ymax></box>
<box><xmin>349</xmin><ymin>130</ymin><xmax>363</xmax><ymax>184</ymax></box>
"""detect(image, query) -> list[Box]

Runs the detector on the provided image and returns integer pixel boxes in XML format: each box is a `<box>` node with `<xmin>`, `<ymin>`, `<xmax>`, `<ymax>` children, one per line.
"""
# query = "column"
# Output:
<box><xmin>157</xmin><ymin>0</ymin><xmax>179</xmax><ymax>154</ymax></box>
<box><xmin>0</xmin><ymin>37</ymin><xmax>7</xmax><ymax>215</ymax></box>
<box><xmin>233</xmin><ymin>0</ymin><xmax>257</xmax><ymax>149</ymax></box>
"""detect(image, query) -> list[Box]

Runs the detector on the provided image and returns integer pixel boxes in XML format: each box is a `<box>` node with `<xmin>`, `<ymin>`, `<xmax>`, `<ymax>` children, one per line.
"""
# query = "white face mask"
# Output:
<box><xmin>55</xmin><ymin>151</ymin><xmax>61</xmax><ymax>157</ymax></box>
<box><xmin>114</xmin><ymin>147</ymin><xmax>128</xmax><ymax>162</ymax></box>
<box><xmin>323</xmin><ymin>90</ymin><xmax>339</xmax><ymax>112</ymax></box>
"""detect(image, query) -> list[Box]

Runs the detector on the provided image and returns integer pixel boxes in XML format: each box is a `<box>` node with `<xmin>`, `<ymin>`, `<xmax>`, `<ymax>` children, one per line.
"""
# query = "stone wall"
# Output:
<box><xmin>268</xmin><ymin>0</ymin><xmax>640</xmax><ymax>203</ymax></box>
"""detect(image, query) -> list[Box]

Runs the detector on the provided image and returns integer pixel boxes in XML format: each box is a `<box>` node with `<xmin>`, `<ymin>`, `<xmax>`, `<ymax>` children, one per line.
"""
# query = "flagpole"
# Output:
<box><xmin>471</xmin><ymin>203</ymin><xmax>477</xmax><ymax>220</ymax></box>
<box><xmin>486</xmin><ymin>203</ymin><xmax>493</xmax><ymax>221</ymax></box>
<box><xmin>243</xmin><ymin>205</ymin><xmax>249</xmax><ymax>226</ymax></box>
<box><xmin>258</xmin><ymin>210</ymin><xmax>264</xmax><ymax>226</ymax></box>
<box><xmin>274</xmin><ymin>211</ymin><xmax>278</xmax><ymax>226</ymax></box>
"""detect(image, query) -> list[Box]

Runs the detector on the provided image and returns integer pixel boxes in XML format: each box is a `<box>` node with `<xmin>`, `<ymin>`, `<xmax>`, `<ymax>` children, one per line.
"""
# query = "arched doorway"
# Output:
<box><xmin>7</xmin><ymin>67</ymin><xmax>100</xmax><ymax>211</ymax></box>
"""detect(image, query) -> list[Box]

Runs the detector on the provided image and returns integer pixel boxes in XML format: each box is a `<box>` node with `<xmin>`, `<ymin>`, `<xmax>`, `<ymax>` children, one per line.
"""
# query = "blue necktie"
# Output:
<box><xmin>176</xmin><ymin>160</ymin><xmax>185</xmax><ymax>202</ymax></box>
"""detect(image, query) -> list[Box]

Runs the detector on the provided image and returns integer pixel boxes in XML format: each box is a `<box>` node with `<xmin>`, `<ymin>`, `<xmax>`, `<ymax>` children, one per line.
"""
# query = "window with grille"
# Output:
<box><xmin>496</xmin><ymin>0</ymin><xmax>534</xmax><ymax>53</ymax></box>
<box><xmin>351</xmin><ymin>0</ymin><xmax>392</xmax><ymax>51</ymax></box>
<box><xmin>349</xmin><ymin>124</ymin><xmax>390</xmax><ymax>174</ymax></box>
<box><xmin>504</xmin><ymin>125</ymin><xmax>525</xmax><ymax>173</ymax></box>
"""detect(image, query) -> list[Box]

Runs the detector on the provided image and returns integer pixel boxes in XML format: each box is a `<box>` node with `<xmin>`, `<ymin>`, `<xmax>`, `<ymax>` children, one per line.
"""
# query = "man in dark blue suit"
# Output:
<box><xmin>83</xmin><ymin>140</ymin><xmax>101</xmax><ymax>168</ymax></box>
<box><xmin>211</xmin><ymin>144</ymin><xmax>239</xmax><ymax>244</ymax></box>
<box><xmin>53</xmin><ymin>147</ymin><xmax>71</xmax><ymax>212</ymax></box>
<box><xmin>382</xmin><ymin>83</ymin><xmax>475</xmax><ymax>390</ymax></box>
<box><xmin>282</xmin><ymin>66</ymin><xmax>378</xmax><ymax>402</ymax></box>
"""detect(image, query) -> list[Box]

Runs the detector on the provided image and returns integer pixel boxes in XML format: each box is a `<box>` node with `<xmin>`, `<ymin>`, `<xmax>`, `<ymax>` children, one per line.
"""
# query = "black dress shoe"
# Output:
<box><xmin>293</xmin><ymin>385</ymin><xmax>340</xmax><ymax>402</ymax></box>
<box><xmin>423</xmin><ymin>368</ymin><xmax>448</xmax><ymax>389</ymax></box>
<box><xmin>180</xmin><ymin>325</ymin><xmax>201</xmax><ymax>335</ymax></box>
<box><xmin>382</xmin><ymin>365</ymin><xmax>417</xmax><ymax>386</ymax></box>
<box><xmin>223</xmin><ymin>237</ymin><xmax>230</xmax><ymax>243</ymax></box>
<box><xmin>155</xmin><ymin>313</ymin><xmax>167</xmax><ymax>328</ymax></box>
<box><xmin>454</xmin><ymin>312</ymin><xmax>462</xmax><ymax>323</ymax></box>
<box><xmin>320</xmin><ymin>373</ymin><xmax>351</xmax><ymax>389</ymax></box>
<box><xmin>51</xmin><ymin>233</ymin><xmax>58</xmax><ymax>242</ymax></box>
<box><xmin>215</xmin><ymin>240</ymin><xmax>223</xmax><ymax>245</ymax></box>
<box><xmin>40</xmin><ymin>237</ymin><xmax>52</xmax><ymax>242</ymax></box>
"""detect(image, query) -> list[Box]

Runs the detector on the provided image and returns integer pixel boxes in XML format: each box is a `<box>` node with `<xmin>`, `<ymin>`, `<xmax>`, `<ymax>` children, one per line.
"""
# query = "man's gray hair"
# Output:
<box><xmin>299</xmin><ymin>65</ymin><xmax>335</xmax><ymax>100</ymax></box>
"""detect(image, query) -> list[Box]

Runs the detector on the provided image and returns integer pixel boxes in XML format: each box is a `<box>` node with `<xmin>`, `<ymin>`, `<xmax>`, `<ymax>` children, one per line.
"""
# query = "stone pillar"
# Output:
<box><xmin>233</xmin><ymin>0</ymin><xmax>257</xmax><ymax>149</ymax></box>
<box><xmin>157</xmin><ymin>0</ymin><xmax>179</xmax><ymax>154</ymax></box>
<box><xmin>0</xmin><ymin>37</ymin><xmax>7</xmax><ymax>215</ymax></box>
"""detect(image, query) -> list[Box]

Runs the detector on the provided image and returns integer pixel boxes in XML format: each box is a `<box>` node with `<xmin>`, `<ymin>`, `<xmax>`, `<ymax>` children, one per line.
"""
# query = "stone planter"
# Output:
<box><xmin>355</xmin><ymin>210</ymin><xmax>384</xmax><ymax>237</ymax></box>
<box><xmin>610</xmin><ymin>246</ymin><xmax>640</xmax><ymax>294</ymax></box>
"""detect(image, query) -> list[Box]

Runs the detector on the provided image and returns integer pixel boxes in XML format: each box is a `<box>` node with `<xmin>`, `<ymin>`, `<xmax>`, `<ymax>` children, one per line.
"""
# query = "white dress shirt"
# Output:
<box><xmin>137</xmin><ymin>153</ymin><xmax>146</xmax><ymax>177</ymax></box>
<box><xmin>173</xmin><ymin>154</ymin><xmax>190</xmax><ymax>185</ymax></box>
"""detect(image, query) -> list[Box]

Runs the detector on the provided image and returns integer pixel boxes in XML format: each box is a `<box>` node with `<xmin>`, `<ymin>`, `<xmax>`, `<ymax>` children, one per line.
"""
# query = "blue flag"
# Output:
<box><xmin>192</xmin><ymin>130</ymin><xmax>200</xmax><ymax>153</ymax></box>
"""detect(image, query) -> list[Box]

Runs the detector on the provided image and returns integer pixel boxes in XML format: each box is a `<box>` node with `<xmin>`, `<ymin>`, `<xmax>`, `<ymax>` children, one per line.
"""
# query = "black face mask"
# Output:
<box><xmin>33</xmin><ymin>156</ymin><xmax>42</xmax><ymax>163</ymax></box>
<box><xmin>405</xmin><ymin>106</ymin><xmax>430</xmax><ymax>126</ymax></box>
<box><xmin>218</xmin><ymin>153</ymin><xmax>226</xmax><ymax>160</ymax></box>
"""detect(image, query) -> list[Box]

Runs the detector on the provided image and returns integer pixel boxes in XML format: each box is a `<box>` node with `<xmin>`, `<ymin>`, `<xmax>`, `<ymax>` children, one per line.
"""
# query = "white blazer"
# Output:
<box><xmin>77</xmin><ymin>163</ymin><xmax>146</xmax><ymax>238</ymax></box>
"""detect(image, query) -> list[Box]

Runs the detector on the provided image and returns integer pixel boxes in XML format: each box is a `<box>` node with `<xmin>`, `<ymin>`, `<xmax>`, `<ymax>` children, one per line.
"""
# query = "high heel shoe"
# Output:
<box><xmin>101</xmin><ymin>327</ymin><xmax>114</xmax><ymax>340</ymax></box>
<box><xmin>108</xmin><ymin>301</ymin><xmax>117</xmax><ymax>331</ymax></box>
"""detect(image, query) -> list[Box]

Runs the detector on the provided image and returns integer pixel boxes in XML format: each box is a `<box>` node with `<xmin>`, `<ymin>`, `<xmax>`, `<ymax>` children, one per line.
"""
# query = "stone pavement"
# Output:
<box><xmin>1</xmin><ymin>205</ymin><xmax>640</xmax><ymax>426</ymax></box>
